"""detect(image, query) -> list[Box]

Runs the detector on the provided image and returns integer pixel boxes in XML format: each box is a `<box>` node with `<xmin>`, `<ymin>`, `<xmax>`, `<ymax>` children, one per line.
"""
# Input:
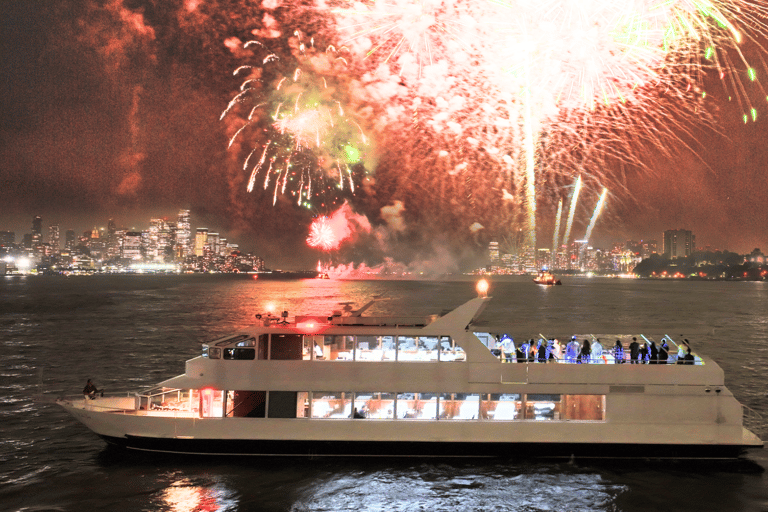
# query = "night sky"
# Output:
<box><xmin>2</xmin><ymin>0</ymin><xmax>767</xmax><ymax>270</ymax></box>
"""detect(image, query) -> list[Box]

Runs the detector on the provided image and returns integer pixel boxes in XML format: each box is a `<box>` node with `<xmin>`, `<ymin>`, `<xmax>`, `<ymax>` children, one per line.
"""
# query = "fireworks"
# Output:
<box><xmin>329</xmin><ymin>0</ymin><xmax>768</xmax><ymax>246</ymax></box>
<box><xmin>306</xmin><ymin>201</ymin><xmax>373</xmax><ymax>251</ymax></box>
<box><xmin>307</xmin><ymin>216</ymin><xmax>337</xmax><ymax>250</ymax></box>
<box><xmin>221</xmin><ymin>34</ymin><xmax>369</xmax><ymax>208</ymax></box>
<box><xmin>584</xmin><ymin>187</ymin><xmax>609</xmax><ymax>245</ymax></box>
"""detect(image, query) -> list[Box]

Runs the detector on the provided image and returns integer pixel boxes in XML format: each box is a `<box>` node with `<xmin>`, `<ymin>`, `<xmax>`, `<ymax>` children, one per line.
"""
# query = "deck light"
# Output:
<box><xmin>476</xmin><ymin>279</ymin><xmax>489</xmax><ymax>298</ymax></box>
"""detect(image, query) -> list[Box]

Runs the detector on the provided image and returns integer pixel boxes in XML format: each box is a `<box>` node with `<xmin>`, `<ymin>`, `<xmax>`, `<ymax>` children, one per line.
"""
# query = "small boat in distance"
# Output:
<box><xmin>317</xmin><ymin>272</ymin><xmax>330</xmax><ymax>279</ymax></box>
<box><xmin>533</xmin><ymin>270</ymin><xmax>561</xmax><ymax>285</ymax></box>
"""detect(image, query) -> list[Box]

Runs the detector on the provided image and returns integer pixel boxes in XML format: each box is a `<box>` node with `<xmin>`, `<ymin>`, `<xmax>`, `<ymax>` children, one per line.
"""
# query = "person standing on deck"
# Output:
<box><xmin>591</xmin><ymin>339</ymin><xmax>604</xmax><ymax>363</ymax></box>
<box><xmin>537</xmin><ymin>339</ymin><xmax>547</xmax><ymax>363</ymax></box>
<box><xmin>629</xmin><ymin>337</ymin><xmax>640</xmax><ymax>364</ymax></box>
<box><xmin>649</xmin><ymin>340</ymin><xmax>659</xmax><ymax>364</ymax></box>
<box><xmin>659</xmin><ymin>339</ymin><xmax>669</xmax><ymax>364</ymax></box>
<box><xmin>613</xmin><ymin>339</ymin><xmax>625</xmax><ymax>364</ymax></box>
<box><xmin>566</xmin><ymin>337</ymin><xmax>580</xmax><ymax>363</ymax></box>
<box><xmin>639</xmin><ymin>343</ymin><xmax>649</xmax><ymax>363</ymax></box>
<box><xmin>519</xmin><ymin>339</ymin><xmax>530</xmax><ymax>363</ymax></box>
<box><xmin>579</xmin><ymin>339</ymin><xmax>591</xmax><ymax>364</ymax></box>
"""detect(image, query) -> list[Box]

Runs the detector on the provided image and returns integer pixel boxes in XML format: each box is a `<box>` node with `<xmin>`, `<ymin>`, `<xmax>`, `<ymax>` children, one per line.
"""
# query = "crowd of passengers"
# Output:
<box><xmin>490</xmin><ymin>335</ymin><xmax>697</xmax><ymax>364</ymax></box>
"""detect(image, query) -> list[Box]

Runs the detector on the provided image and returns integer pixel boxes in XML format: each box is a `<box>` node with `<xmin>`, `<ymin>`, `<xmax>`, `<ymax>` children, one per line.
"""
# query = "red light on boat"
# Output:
<box><xmin>297</xmin><ymin>321</ymin><xmax>319</xmax><ymax>333</ymax></box>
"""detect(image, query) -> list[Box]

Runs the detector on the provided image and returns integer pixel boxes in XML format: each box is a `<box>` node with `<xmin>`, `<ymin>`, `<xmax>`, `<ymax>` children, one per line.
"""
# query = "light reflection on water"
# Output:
<box><xmin>1</xmin><ymin>275</ymin><xmax>768</xmax><ymax>511</ymax></box>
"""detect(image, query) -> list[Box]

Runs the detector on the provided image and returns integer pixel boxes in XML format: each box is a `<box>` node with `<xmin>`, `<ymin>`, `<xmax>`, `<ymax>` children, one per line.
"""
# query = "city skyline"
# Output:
<box><xmin>2</xmin><ymin>1</ymin><xmax>767</xmax><ymax>271</ymax></box>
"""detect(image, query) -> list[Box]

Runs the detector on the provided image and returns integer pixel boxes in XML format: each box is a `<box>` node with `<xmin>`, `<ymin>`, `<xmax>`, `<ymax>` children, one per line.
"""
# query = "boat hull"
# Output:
<box><xmin>100</xmin><ymin>434</ymin><xmax>753</xmax><ymax>459</ymax></box>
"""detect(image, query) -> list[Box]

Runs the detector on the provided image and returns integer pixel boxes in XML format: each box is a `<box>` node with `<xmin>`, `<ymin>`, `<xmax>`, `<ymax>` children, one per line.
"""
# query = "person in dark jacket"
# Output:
<box><xmin>638</xmin><ymin>343</ymin><xmax>649</xmax><ymax>363</ymax></box>
<box><xmin>629</xmin><ymin>337</ymin><xmax>640</xmax><ymax>364</ymax></box>
<box><xmin>649</xmin><ymin>340</ymin><xmax>659</xmax><ymax>364</ymax></box>
<box><xmin>83</xmin><ymin>379</ymin><xmax>101</xmax><ymax>399</ymax></box>
<box><xmin>659</xmin><ymin>339</ymin><xmax>669</xmax><ymax>364</ymax></box>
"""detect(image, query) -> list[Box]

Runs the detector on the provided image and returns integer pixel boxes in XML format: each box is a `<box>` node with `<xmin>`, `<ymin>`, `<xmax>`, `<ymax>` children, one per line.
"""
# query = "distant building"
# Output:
<box><xmin>194</xmin><ymin>228</ymin><xmax>208</xmax><ymax>257</ymax></box>
<box><xmin>208</xmin><ymin>232</ymin><xmax>220</xmax><ymax>256</ymax></box>
<box><xmin>0</xmin><ymin>231</ymin><xmax>15</xmax><ymax>246</ymax></box>
<box><xmin>48</xmin><ymin>225</ymin><xmax>60</xmax><ymax>255</ymax></box>
<box><xmin>488</xmin><ymin>241</ymin><xmax>499</xmax><ymax>265</ymax></box>
<box><xmin>177</xmin><ymin>209</ymin><xmax>191</xmax><ymax>257</ymax></box>
<box><xmin>64</xmin><ymin>229</ymin><xmax>76</xmax><ymax>252</ymax></box>
<box><xmin>122</xmin><ymin>232</ymin><xmax>142</xmax><ymax>260</ymax></box>
<box><xmin>663</xmin><ymin>229</ymin><xmax>695</xmax><ymax>259</ymax></box>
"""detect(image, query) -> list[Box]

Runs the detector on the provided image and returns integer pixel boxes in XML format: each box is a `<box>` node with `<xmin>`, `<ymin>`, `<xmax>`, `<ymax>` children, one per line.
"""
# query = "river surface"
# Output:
<box><xmin>2</xmin><ymin>274</ymin><xmax>768</xmax><ymax>511</ymax></box>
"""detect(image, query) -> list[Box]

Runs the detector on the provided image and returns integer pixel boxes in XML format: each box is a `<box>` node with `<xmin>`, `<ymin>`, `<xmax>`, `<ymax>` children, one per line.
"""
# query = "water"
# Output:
<box><xmin>2</xmin><ymin>274</ymin><xmax>768</xmax><ymax>511</ymax></box>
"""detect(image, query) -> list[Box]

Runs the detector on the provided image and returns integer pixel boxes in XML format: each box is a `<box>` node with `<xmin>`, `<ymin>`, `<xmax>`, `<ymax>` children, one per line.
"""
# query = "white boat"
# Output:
<box><xmin>57</xmin><ymin>282</ymin><xmax>763</xmax><ymax>459</ymax></box>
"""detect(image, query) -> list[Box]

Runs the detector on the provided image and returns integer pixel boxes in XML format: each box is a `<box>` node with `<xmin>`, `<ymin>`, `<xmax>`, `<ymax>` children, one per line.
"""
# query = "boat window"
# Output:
<box><xmin>353</xmin><ymin>392</ymin><xmax>395</xmax><ymax>419</ymax></box>
<box><xmin>356</xmin><ymin>336</ymin><xmax>383</xmax><ymax>361</ymax></box>
<box><xmin>481</xmin><ymin>393</ymin><xmax>521</xmax><ymax>420</ymax></box>
<box><xmin>397</xmin><ymin>392</ymin><xmax>438</xmax><ymax>419</ymax></box>
<box><xmin>223</xmin><ymin>347</ymin><xmax>255</xmax><ymax>360</ymax></box>
<box><xmin>397</xmin><ymin>337</ymin><xmax>438</xmax><ymax>361</ymax></box>
<box><xmin>311</xmin><ymin>392</ymin><xmax>352</xmax><ymax>418</ymax></box>
<box><xmin>270</xmin><ymin>334</ymin><xmax>303</xmax><ymax>360</ymax></box>
<box><xmin>302</xmin><ymin>337</ymin><xmax>310</xmax><ymax>360</ymax></box>
<box><xmin>380</xmin><ymin>336</ymin><xmax>396</xmax><ymax>361</ymax></box>
<box><xmin>236</xmin><ymin>337</ymin><xmax>256</xmax><ymax>347</ymax></box>
<box><xmin>524</xmin><ymin>394</ymin><xmax>562</xmax><ymax>420</ymax></box>
<box><xmin>199</xmin><ymin>388</ymin><xmax>225</xmax><ymax>418</ymax></box>
<box><xmin>229</xmin><ymin>390</ymin><xmax>266</xmax><ymax>418</ymax></box>
<box><xmin>562</xmin><ymin>395</ymin><xmax>605</xmax><ymax>421</ymax></box>
<box><xmin>439</xmin><ymin>337</ymin><xmax>464</xmax><ymax>362</ymax></box>
<box><xmin>319</xmin><ymin>335</ymin><xmax>354</xmax><ymax>361</ymax></box>
<box><xmin>297</xmin><ymin>392</ymin><xmax>309</xmax><ymax>418</ymax></box>
<box><xmin>268</xmin><ymin>391</ymin><xmax>299</xmax><ymax>418</ymax></box>
<box><xmin>439</xmin><ymin>393</ymin><xmax>480</xmax><ymax>420</ymax></box>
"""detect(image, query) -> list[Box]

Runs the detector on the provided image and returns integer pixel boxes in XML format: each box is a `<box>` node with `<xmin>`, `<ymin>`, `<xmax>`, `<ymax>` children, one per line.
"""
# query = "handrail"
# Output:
<box><xmin>743</xmin><ymin>404</ymin><xmax>765</xmax><ymax>437</ymax></box>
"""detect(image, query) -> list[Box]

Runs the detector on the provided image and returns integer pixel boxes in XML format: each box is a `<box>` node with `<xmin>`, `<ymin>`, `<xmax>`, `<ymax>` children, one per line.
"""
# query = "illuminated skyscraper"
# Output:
<box><xmin>177</xmin><ymin>209</ymin><xmax>191</xmax><ymax>257</ymax></box>
<box><xmin>488</xmin><ymin>241</ymin><xmax>499</xmax><ymax>265</ymax></box>
<box><xmin>122</xmin><ymin>232</ymin><xmax>142</xmax><ymax>260</ymax></box>
<box><xmin>48</xmin><ymin>225</ymin><xmax>60</xmax><ymax>254</ymax></box>
<box><xmin>194</xmin><ymin>228</ymin><xmax>208</xmax><ymax>257</ymax></box>
<box><xmin>208</xmin><ymin>232</ymin><xmax>220</xmax><ymax>256</ymax></box>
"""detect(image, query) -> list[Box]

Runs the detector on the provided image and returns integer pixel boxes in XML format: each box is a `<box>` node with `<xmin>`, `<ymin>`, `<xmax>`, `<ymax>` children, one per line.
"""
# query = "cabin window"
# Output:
<box><xmin>199</xmin><ymin>389</ymin><xmax>225</xmax><ymax>418</ymax></box>
<box><xmin>439</xmin><ymin>337</ymin><xmax>464</xmax><ymax>362</ymax></box>
<box><xmin>356</xmin><ymin>335</ymin><xmax>383</xmax><ymax>361</ymax></box>
<box><xmin>562</xmin><ymin>395</ymin><xmax>605</xmax><ymax>421</ymax></box>
<box><xmin>270</xmin><ymin>334</ymin><xmax>303</xmax><ymax>360</ymax></box>
<box><xmin>380</xmin><ymin>336</ymin><xmax>396</xmax><ymax>360</ymax></box>
<box><xmin>439</xmin><ymin>393</ymin><xmax>480</xmax><ymax>420</ymax></box>
<box><xmin>302</xmin><ymin>336</ymin><xmax>323</xmax><ymax>360</ymax></box>
<box><xmin>353</xmin><ymin>392</ymin><xmax>395</xmax><ymax>419</ymax></box>
<box><xmin>397</xmin><ymin>393</ymin><xmax>439</xmax><ymax>419</ymax></box>
<box><xmin>223</xmin><ymin>347</ymin><xmax>255</xmax><ymax>360</ymax></box>
<box><xmin>297</xmin><ymin>392</ymin><xmax>309</xmax><ymax>418</ymax></box>
<box><xmin>481</xmin><ymin>393</ymin><xmax>521</xmax><ymax>420</ymax></box>
<box><xmin>229</xmin><ymin>390</ymin><xmax>266</xmax><ymax>418</ymax></box>
<box><xmin>268</xmin><ymin>391</ymin><xmax>298</xmax><ymax>418</ymax></box>
<box><xmin>236</xmin><ymin>337</ymin><xmax>256</xmax><ymax>347</ymax></box>
<box><xmin>319</xmin><ymin>336</ymin><xmax>354</xmax><ymax>361</ymax></box>
<box><xmin>311</xmin><ymin>392</ymin><xmax>352</xmax><ymax>418</ymax></box>
<box><xmin>524</xmin><ymin>394</ymin><xmax>561</xmax><ymax>420</ymax></box>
